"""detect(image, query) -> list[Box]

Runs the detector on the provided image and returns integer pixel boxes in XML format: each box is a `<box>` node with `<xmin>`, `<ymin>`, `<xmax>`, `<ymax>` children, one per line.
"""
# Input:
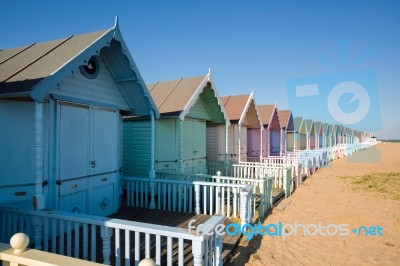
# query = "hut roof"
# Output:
<box><xmin>258</xmin><ymin>104</ymin><xmax>276</xmax><ymax>126</ymax></box>
<box><xmin>314</xmin><ymin>121</ymin><xmax>322</xmax><ymax>134</ymax></box>
<box><xmin>220</xmin><ymin>93</ymin><xmax>262</xmax><ymax>128</ymax></box>
<box><xmin>0</xmin><ymin>19</ymin><xmax>158</xmax><ymax>116</ymax></box>
<box><xmin>147</xmin><ymin>73</ymin><xmax>229</xmax><ymax>122</ymax></box>
<box><xmin>278</xmin><ymin>110</ymin><xmax>291</xmax><ymax>129</ymax></box>
<box><xmin>294</xmin><ymin>116</ymin><xmax>308</xmax><ymax>134</ymax></box>
<box><xmin>304</xmin><ymin>119</ymin><xmax>315</xmax><ymax>134</ymax></box>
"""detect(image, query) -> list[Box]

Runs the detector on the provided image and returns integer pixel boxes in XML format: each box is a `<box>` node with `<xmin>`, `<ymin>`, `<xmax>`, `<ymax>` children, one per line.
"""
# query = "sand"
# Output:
<box><xmin>228</xmin><ymin>143</ymin><xmax>400</xmax><ymax>265</ymax></box>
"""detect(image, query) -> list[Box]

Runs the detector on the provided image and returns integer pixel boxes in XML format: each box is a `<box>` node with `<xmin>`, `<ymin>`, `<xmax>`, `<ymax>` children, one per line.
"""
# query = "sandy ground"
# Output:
<box><xmin>228</xmin><ymin>143</ymin><xmax>400</xmax><ymax>266</ymax></box>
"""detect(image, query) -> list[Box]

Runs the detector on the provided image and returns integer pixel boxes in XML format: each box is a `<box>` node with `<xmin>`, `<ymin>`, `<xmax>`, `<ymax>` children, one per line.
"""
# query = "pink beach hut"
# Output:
<box><xmin>258</xmin><ymin>104</ymin><xmax>281</xmax><ymax>156</ymax></box>
<box><xmin>219</xmin><ymin>93</ymin><xmax>263</xmax><ymax>163</ymax></box>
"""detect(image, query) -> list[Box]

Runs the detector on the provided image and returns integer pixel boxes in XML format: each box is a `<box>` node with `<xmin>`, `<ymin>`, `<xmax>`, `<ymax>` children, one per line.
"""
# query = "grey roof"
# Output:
<box><xmin>304</xmin><ymin>119</ymin><xmax>314</xmax><ymax>134</ymax></box>
<box><xmin>0</xmin><ymin>21</ymin><xmax>159</xmax><ymax>117</ymax></box>
<box><xmin>293</xmin><ymin>117</ymin><xmax>303</xmax><ymax>132</ymax></box>
<box><xmin>147</xmin><ymin>73</ymin><xmax>228</xmax><ymax>123</ymax></box>
<box><xmin>314</xmin><ymin>121</ymin><xmax>322</xmax><ymax>134</ymax></box>
<box><xmin>0</xmin><ymin>30</ymin><xmax>109</xmax><ymax>94</ymax></box>
<box><xmin>321</xmin><ymin>123</ymin><xmax>327</xmax><ymax>134</ymax></box>
<box><xmin>148</xmin><ymin>75</ymin><xmax>206</xmax><ymax>115</ymax></box>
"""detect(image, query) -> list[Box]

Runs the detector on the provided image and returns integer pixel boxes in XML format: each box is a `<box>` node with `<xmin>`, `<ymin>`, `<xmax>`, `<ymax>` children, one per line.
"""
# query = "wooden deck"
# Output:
<box><xmin>108</xmin><ymin>206</ymin><xmax>241</xmax><ymax>265</ymax></box>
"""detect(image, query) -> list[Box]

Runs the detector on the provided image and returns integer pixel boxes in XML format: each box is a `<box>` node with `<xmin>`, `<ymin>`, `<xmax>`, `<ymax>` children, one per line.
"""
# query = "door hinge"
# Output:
<box><xmin>56</xmin><ymin>180</ymin><xmax>62</xmax><ymax>185</ymax></box>
<box><xmin>42</xmin><ymin>180</ymin><xmax>49</xmax><ymax>187</ymax></box>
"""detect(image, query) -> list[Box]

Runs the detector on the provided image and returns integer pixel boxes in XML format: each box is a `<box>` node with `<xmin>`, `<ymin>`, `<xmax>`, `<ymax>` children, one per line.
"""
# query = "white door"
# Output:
<box><xmin>91</xmin><ymin>107</ymin><xmax>118</xmax><ymax>216</ymax></box>
<box><xmin>58</xmin><ymin>103</ymin><xmax>90</xmax><ymax>214</ymax></box>
<box><xmin>240</xmin><ymin>127</ymin><xmax>248</xmax><ymax>162</ymax></box>
<box><xmin>57</xmin><ymin>102</ymin><xmax>118</xmax><ymax>216</ymax></box>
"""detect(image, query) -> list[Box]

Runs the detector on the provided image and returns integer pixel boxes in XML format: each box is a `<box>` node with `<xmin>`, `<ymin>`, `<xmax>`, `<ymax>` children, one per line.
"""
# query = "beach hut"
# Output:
<box><xmin>293</xmin><ymin>117</ymin><xmax>308</xmax><ymax>150</ymax></box>
<box><xmin>278</xmin><ymin>110</ymin><xmax>295</xmax><ymax>154</ymax></box>
<box><xmin>325</xmin><ymin>124</ymin><xmax>333</xmax><ymax>148</ymax></box>
<box><xmin>313</xmin><ymin>121</ymin><xmax>322</xmax><ymax>150</ymax></box>
<box><xmin>124</xmin><ymin>73</ymin><xmax>228</xmax><ymax>175</ymax></box>
<box><xmin>258</xmin><ymin>104</ymin><xmax>281</xmax><ymax>156</ymax></box>
<box><xmin>357</xmin><ymin>131</ymin><xmax>366</xmax><ymax>143</ymax></box>
<box><xmin>220</xmin><ymin>93</ymin><xmax>263</xmax><ymax>163</ymax></box>
<box><xmin>320</xmin><ymin>123</ymin><xmax>328</xmax><ymax>149</ymax></box>
<box><xmin>0</xmin><ymin>20</ymin><xmax>158</xmax><ymax>216</ymax></box>
<box><xmin>304</xmin><ymin>119</ymin><xmax>316</xmax><ymax>150</ymax></box>
<box><xmin>336</xmin><ymin>125</ymin><xmax>344</xmax><ymax>145</ymax></box>
<box><xmin>330</xmin><ymin>124</ymin><xmax>337</xmax><ymax>147</ymax></box>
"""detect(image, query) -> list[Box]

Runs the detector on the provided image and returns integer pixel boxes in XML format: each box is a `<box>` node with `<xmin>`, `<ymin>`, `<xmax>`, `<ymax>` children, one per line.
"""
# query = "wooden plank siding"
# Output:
<box><xmin>123</xmin><ymin>121</ymin><xmax>151</xmax><ymax>177</ymax></box>
<box><xmin>50</xmin><ymin>56</ymin><xmax>130</xmax><ymax>110</ymax></box>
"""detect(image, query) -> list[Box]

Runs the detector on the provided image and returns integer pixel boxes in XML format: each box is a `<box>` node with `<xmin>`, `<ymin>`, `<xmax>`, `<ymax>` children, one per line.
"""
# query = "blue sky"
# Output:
<box><xmin>1</xmin><ymin>0</ymin><xmax>399</xmax><ymax>139</ymax></box>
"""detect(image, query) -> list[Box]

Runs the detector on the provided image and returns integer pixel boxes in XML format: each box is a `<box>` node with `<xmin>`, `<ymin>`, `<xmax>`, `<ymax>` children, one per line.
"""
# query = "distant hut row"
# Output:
<box><xmin>0</xmin><ymin>21</ymin><xmax>378</xmax><ymax>265</ymax></box>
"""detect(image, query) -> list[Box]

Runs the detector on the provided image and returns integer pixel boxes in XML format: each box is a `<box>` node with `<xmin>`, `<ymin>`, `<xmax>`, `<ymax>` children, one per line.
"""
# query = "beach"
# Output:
<box><xmin>228</xmin><ymin>143</ymin><xmax>400</xmax><ymax>265</ymax></box>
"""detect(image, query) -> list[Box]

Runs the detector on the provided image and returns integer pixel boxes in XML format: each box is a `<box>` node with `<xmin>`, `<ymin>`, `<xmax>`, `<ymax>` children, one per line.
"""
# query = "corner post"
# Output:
<box><xmin>238</xmin><ymin>125</ymin><xmax>241</xmax><ymax>164</ymax></box>
<box><xmin>33</xmin><ymin>101</ymin><xmax>45</xmax><ymax>211</ymax></box>
<box><xmin>224</xmin><ymin>122</ymin><xmax>229</xmax><ymax>175</ymax></box>
<box><xmin>259</xmin><ymin>178</ymin><xmax>265</xmax><ymax>217</ymax></box>
<box><xmin>192</xmin><ymin>239</ymin><xmax>204</xmax><ymax>266</ymax></box>
<box><xmin>32</xmin><ymin>216</ymin><xmax>43</xmax><ymax>250</ymax></box>
<box><xmin>240</xmin><ymin>185</ymin><xmax>252</xmax><ymax>229</ymax></box>
<box><xmin>179</xmin><ymin>119</ymin><xmax>184</xmax><ymax>173</ymax></box>
<box><xmin>260</xmin><ymin>126</ymin><xmax>263</xmax><ymax>161</ymax></box>
<box><xmin>101</xmin><ymin>226</ymin><xmax>113</xmax><ymax>265</ymax></box>
<box><xmin>195</xmin><ymin>184</ymin><xmax>201</xmax><ymax>215</ymax></box>
<box><xmin>149</xmin><ymin>109</ymin><xmax>156</xmax><ymax>209</ymax></box>
<box><xmin>215</xmin><ymin>233</ymin><xmax>223</xmax><ymax>265</ymax></box>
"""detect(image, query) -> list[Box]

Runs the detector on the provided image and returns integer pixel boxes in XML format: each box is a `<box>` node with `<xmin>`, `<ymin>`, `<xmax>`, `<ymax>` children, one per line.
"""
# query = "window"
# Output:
<box><xmin>79</xmin><ymin>56</ymin><xmax>99</xmax><ymax>79</ymax></box>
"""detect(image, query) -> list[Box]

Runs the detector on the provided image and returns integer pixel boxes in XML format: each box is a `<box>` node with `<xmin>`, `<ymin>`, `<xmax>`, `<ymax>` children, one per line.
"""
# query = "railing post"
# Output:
<box><xmin>240</xmin><ymin>185</ymin><xmax>252</xmax><ymax>229</ymax></box>
<box><xmin>283</xmin><ymin>168</ymin><xmax>291</xmax><ymax>198</ymax></box>
<box><xmin>259</xmin><ymin>178</ymin><xmax>266</xmax><ymax>217</ymax></box>
<box><xmin>149</xmin><ymin>181</ymin><xmax>156</xmax><ymax>209</ymax></box>
<box><xmin>192</xmin><ymin>239</ymin><xmax>204</xmax><ymax>266</ymax></box>
<box><xmin>195</xmin><ymin>184</ymin><xmax>201</xmax><ymax>215</ymax></box>
<box><xmin>32</xmin><ymin>216</ymin><xmax>43</xmax><ymax>250</ymax></box>
<box><xmin>101</xmin><ymin>226</ymin><xmax>113</xmax><ymax>265</ymax></box>
<box><xmin>215</xmin><ymin>232</ymin><xmax>223</xmax><ymax>265</ymax></box>
<box><xmin>267</xmin><ymin>176</ymin><xmax>273</xmax><ymax>210</ymax></box>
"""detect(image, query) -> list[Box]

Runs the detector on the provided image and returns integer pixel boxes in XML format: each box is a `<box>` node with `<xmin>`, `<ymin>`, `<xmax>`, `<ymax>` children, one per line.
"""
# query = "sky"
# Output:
<box><xmin>1</xmin><ymin>0</ymin><xmax>399</xmax><ymax>139</ymax></box>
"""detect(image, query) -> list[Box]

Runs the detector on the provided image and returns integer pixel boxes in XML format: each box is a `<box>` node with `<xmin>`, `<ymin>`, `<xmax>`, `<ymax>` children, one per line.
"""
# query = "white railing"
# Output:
<box><xmin>246</xmin><ymin>157</ymin><xmax>261</xmax><ymax>163</ymax></box>
<box><xmin>211</xmin><ymin>172</ymin><xmax>273</xmax><ymax>217</ymax></box>
<box><xmin>0</xmin><ymin>206</ymin><xmax>224</xmax><ymax>266</ymax></box>
<box><xmin>207</xmin><ymin>161</ymin><xmax>294</xmax><ymax>190</ymax></box>
<box><xmin>0</xmin><ymin>240</ymin><xmax>102</xmax><ymax>266</ymax></box>
<box><xmin>206</xmin><ymin>162</ymin><xmax>234</xmax><ymax>177</ymax></box>
<box><xmin>123</xmin><ymin>176</ymin><xmax>254</xmax><ymax>222</ymax></box>
<box><xmin>155</xmin><ymin>171</ymin><xmax>211</xmax><ymax>182</ymax></box>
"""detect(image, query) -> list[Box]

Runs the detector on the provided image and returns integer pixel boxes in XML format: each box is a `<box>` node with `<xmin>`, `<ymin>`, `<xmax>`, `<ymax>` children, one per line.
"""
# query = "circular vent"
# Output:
<box><xmin>79</xmin><ymin>56</ymin><xmax>99</xmax><ymax>79</ymax></box>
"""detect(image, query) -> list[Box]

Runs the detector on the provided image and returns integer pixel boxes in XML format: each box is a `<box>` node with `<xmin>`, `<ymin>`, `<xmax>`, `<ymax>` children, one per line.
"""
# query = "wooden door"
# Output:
<box><xmin>183</xmin><ymin>120</ymin><xmax>194</xmax><ymax>173</ymax></box>
<box><xmin>91</xmin><ymin>107</ymin><xmax>118</xmax><ymax>216</ymax></box>
<box><xmin>156</xmin><ymin>119</ymin><xmax>177</xmax><ymax>172</ymax></box>
<box><xmin>193</xmin><ymin>120</ymin><xmax>206</xmax><ymax>174</ymax></box>
<box><xmin>247</xmin><ymin>128</ymin><xmax>261</xmax><ymax>157</ymax></box>
<box><xmin>240</xmin><ymin>127</ymin><xmax>248</xmax><ymax>162</ymax></box>
<box><xmin>57</xmin><ymin>102</ymin><xmax>118</xmax><ymax>216</ymax></box>
<box><xmin>58</xmin><ymin>102</ymin><xmax>90</xmax><ymax>214</ymax></box>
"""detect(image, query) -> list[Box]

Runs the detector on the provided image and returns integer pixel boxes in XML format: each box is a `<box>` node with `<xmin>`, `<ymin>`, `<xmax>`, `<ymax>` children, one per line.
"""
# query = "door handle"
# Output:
<box><xmin>91</xmin><ymin>161</ymin><xmax>96</xmax><ymax>168</ymax></box>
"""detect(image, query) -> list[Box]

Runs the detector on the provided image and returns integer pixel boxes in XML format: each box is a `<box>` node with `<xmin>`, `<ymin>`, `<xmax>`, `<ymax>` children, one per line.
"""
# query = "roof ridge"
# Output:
<box><xmin>157</xmin><ymin>77</ymin><xmax>183</xmax><ymax>110</ymax></box>
<box><xmin>1</xmin><ymin>36</ymin><xmax>74</xmax><ymax>83</ymax></box>
<box><xmin>0</xmin><ymin>43</ymin><xmax>36</xmax><ymax>65</ymax></box>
